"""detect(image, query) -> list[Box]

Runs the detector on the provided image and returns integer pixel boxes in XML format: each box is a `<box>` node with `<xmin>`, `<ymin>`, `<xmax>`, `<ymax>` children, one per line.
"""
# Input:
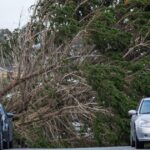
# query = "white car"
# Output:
<box><xmin>129</xmin><ymin>97</ymin><xmax>150</xmax><ymax>149</ymax></box>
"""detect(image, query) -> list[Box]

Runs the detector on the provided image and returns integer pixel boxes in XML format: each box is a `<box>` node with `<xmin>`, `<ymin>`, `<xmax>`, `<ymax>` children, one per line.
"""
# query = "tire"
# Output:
<box><xmin>3</xmin><ymin>130</ymin><xmax>10</xmax><ymax>149</ymax></box>
<box><xmin>130</xmin><ymin>137</ymin><xmax>135</xmax><ymax>147</ymax></box>
<box><xmin>135</xmin><ymin>135</ymin><xmax>144</xmax><ymax>149</ymax></box>
<box><xmin>0</xmin><ymin>132</ymin><xmax>3</xmax><ymax>150</ymax></box>
<box><xmin>3</xmin><ymin>141</ymin><xmax>9</xmax><ymax>149</ymax></box>
<box><xmin>9</xmin><ymin>141</ymin><xmax>13</xmax><ymax>149</ymax></box>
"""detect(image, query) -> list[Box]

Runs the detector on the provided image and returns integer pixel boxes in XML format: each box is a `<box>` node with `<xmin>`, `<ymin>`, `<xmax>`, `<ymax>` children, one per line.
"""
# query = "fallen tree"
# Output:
<box><xmin>1</xmin><ymin>0</ymin><xmax>150</xmax><ymax>147</ymax></box>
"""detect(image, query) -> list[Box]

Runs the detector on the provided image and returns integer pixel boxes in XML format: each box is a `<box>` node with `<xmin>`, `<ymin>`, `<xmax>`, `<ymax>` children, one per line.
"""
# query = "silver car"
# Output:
<box><xmin>129</xmin><ymin>98</ymin><xmax>150</xmax><ymax>149</ymax></box>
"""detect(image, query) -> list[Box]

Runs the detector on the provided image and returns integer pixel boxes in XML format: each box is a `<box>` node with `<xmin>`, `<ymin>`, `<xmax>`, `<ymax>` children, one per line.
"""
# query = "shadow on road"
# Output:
<box><xmin>140</xmin><ymin>144</ymin><xmax>150</xmax><ymax>149</ymax></box>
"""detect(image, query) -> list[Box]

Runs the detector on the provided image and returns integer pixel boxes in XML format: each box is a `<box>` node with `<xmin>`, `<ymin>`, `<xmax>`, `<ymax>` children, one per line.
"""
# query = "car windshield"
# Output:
<box><xmin>140</xmin><ymin>100</ymin><xmax>150</xmax><ymax>114</ymax></box>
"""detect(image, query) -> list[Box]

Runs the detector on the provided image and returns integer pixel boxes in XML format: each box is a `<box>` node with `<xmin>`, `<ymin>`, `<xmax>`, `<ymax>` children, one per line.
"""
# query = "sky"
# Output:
<box><xmin>0</xmin><ymin>0</ymin><xmax>37</xmax><ymax>31</ymax></box>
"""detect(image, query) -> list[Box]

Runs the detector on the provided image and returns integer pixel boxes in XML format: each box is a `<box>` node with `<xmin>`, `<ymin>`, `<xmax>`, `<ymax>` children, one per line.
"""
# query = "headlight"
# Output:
<box><xmin>138</xmin><ymin>119</ymin><xmax>150</xmax><ymax>127</ymax></box>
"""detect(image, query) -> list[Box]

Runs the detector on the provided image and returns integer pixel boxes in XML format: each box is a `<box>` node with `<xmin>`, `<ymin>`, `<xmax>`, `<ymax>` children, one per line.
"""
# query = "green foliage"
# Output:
<box><xmin>91</xmin><ymin>26</ymin><xmax>131</xmax><ymax>52</ymax></box>
<box><xmin>128</xmin><ymin>11</ymin><xmax>150</xmax><ymax>35</ymax></box>
<box><xmin>129</xmin><ymin>0</ymin><xmax>150</xmax><ymax>5</ymax></box>
<box><xmin>53</xmin><ymin>3</ymin><xmax>80</xmax><ymax>42</ymax></box>
<box><xmin>94</xmin><ymin>114</ymin><xmax>130</xmax><ymax>145</ymax></box>
<box><xmin>90</xmin><ymin>10</ymin><xmax>132</xmax><ymax>52</ymax></box>
<box><xmin>133</xmin><ymin>71</ymin><xmax>150</xmax><ymax>97</ymax></box>
<box><xmin>27</xmin><ymin>127</ymin><xmax>52</xmax><ymax>148</ymax></box>
<box><xmin>84</xmin><ymin>53</ymin><xmax>150</xmax><ymax>145</ymax></box>
<box><xmin>85</xmin><ymin>64</ymin><xmax>137</xmax><ymax>145</ymax></box>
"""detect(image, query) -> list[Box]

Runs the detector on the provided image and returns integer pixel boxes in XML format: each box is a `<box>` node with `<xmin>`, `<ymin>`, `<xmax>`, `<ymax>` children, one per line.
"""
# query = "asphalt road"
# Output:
<box><xmin>8</xmin><ymin>147</ymin><xmax>150</xmax><ymax>150</ymax></box>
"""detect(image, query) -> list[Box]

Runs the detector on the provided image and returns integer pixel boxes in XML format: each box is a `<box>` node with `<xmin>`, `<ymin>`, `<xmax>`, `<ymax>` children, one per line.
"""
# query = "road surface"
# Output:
<box><xmin>9</xmin><ymin>147</ymin><xmax>150</xmax><ymax>150</ymax></box>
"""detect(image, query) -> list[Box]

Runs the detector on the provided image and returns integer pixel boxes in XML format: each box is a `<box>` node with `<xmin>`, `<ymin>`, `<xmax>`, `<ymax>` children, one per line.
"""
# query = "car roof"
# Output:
<box><xmin>142</xmin><ymin>97</ymin><xmax>150</xmax><ymax>101</ymax></box>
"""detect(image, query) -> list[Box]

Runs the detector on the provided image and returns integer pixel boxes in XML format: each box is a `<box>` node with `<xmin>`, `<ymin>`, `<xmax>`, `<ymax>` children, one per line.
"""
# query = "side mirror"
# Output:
<box><xmin>7</xmin><ymin>112</ymin><xmax>14</xmax><ymax>118</ymax></box>
<box><xmin>128</xmin><ymin>110</ymin><xmax>137</xmax><ymax>116</ymax></box>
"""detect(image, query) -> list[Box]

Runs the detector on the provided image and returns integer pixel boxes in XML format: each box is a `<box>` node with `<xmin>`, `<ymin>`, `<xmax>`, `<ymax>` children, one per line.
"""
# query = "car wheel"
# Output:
<box><xmin>9</xmin><ymin>141</ymin><xmax>13</xmax><ymax>148</ymax></box>
<box><xmin>130</xmin><ymin>136</ymin><xmax>135</xmax><ymax>147</ymax></box>
<box><xmin>3</xmin><ymin>131</ymin><xmax>10</xmax><ymax>149</ymax></box>
<box><xmin>135</xmin><ymin>135</ymin><xmax>144</xmax><ymax>149</ymax></box>
<box><xmin>3</xmin><ymin>141</ymin><xmax>9</xmax><ymax>149</ymax></box>
<box><xmin>0</xmin><ymin>132</ymin><xmax>3</xmax><ymax>150</ymax></box>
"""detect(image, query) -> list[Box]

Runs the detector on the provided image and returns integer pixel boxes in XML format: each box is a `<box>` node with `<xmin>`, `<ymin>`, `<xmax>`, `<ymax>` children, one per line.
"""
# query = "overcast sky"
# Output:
<box><xmin>0</xmin><ymin>0</ymin><xmax>37</xmax><ymax>31</ymax></box>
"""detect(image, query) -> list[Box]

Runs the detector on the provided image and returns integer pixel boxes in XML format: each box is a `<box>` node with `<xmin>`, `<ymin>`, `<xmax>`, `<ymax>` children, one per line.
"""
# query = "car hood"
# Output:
<box><xmin>138</xmin><ymin>114</ymin><xmax>150</xmax><ymax>121</ymax></box>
